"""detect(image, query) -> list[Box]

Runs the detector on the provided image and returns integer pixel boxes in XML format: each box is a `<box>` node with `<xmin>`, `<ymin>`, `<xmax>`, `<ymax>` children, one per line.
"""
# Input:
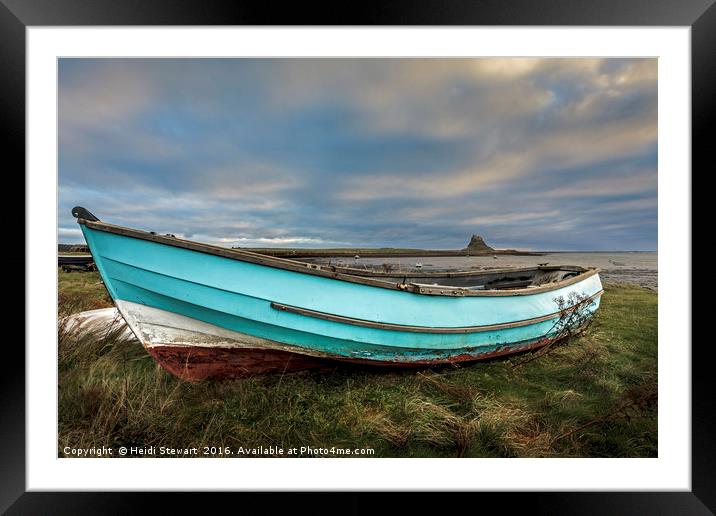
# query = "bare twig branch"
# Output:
<box><xmin>512</xmin><ymin>292</ymin><xmax>596</xmax><ymax>368</ymax></box>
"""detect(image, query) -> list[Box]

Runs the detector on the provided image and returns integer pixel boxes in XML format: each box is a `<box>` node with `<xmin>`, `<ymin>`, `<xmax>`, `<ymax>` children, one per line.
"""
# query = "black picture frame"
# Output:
<box><xmin>5</xmin><ymin>1</ymin><xmax>707</xmax><ymax>513</ymax></box>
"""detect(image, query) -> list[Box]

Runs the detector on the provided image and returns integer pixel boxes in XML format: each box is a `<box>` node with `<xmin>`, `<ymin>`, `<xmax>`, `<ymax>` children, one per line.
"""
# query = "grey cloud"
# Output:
<box><xmin>59</xmin><ymin>58</ymin><xmax>657</xmax><ymax>251</ymax></box>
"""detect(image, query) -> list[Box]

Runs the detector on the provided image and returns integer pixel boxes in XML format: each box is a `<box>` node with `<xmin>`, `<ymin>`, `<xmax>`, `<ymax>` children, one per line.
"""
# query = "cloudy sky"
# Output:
<box><xmin>58</xmin><ymin>58</ymin><xmax>657</xmax><ymax>251</ymax></box>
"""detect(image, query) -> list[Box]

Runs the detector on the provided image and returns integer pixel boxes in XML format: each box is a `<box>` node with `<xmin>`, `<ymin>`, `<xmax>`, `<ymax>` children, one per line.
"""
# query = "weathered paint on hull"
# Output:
<box><xmin>119</xmin><ymin>299</ymin><xmax>565</xmax><ymax>381</ymax></box>
<box><xmin>146</xmin><ymin>345</ymin><xmax>332</xmax><ymax>380</ymax></box>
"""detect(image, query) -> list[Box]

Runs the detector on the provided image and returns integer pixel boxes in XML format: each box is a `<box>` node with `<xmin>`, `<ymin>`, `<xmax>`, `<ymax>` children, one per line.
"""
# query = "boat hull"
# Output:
<box><xmin>121</xmin><ymin>300</ymin><xmax>566</xmax><ymax>381</ymax></box>
<box><xmin>79</xmin><ymin>223</ymin><xmax>603</xmax><ymax>380</ymax></box>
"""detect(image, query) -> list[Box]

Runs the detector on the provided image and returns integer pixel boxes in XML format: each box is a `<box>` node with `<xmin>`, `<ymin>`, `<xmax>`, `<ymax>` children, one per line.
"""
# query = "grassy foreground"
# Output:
<box><xmin>58</xmin><ymin>271</ymin><xmax>657</xmax><ymax>458</ymax></box>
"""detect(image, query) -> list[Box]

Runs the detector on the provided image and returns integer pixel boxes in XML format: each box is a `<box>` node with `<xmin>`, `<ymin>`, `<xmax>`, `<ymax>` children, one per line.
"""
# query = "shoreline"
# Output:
<box><xmin>235</xmin><ymin>248</ymin><xmax>545</xmax><ymax>258</ymax></box>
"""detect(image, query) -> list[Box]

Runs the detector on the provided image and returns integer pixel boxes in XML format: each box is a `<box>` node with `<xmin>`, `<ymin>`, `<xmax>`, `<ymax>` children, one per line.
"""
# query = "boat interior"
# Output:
<box><xmin>330</xmin><ymin>265</ymin><xmax>588</xmax><ymax>291</ymax></box>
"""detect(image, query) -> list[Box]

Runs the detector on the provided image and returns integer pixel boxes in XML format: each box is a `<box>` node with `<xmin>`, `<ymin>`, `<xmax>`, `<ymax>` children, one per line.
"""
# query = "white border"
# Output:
<box><xmin>27</xmin><ymin>27</ymin><xmax>690</xmax><ymax>491</ymax></box>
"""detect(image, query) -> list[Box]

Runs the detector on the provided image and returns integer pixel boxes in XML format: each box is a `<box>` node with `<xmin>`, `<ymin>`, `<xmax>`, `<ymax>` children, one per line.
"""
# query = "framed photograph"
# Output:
<box><xmin>7</xmin><ymin>0</ymin><xmax>707</xmax><ymax>511</ymax></box>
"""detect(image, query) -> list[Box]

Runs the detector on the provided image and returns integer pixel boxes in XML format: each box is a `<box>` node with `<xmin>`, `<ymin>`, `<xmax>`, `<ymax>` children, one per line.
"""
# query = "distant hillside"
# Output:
<box><xmin>237</xmin><ymin>234</ymin><xmax>541</xmax><ymax>258</ymax></box>
<box><xmin>58</xmin><ymin>235</ymin><xmax>540</xmax><ymax>258</ymax></box>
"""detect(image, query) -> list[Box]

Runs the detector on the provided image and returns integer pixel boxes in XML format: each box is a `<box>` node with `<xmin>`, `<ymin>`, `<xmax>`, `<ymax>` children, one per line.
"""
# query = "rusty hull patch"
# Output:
<box><xmin>145</xmin><ymin>345</ymin><xmax>332</xmax><ymax>381</ymax></box>
<box><xmin>145</xmin><ymin>336</ymin><xmax>559</xmax><ymax>381</ymax></box>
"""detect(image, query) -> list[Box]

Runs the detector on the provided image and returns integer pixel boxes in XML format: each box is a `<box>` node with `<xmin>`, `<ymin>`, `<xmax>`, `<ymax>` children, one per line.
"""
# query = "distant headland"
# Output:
<box><xmin>235</xmin><ymin>234</ymin><xmax>543</xmax><ymax>258</ymax></box>
<box><xmin>58</xmin><ymin>235</ymin><xmax>542</xmax><ymax>258</ymax></box>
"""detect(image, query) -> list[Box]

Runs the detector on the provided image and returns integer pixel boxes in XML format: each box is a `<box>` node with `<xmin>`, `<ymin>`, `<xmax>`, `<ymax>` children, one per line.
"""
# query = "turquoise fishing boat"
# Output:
<box><xmin>72</xmin><ymin>207</ymin><xmax>603</xmax><ymax>381</ymax></box>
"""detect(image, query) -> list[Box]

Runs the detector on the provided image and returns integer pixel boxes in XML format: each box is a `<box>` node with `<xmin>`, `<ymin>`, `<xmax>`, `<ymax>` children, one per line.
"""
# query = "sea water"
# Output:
<box><xmin>310</xmin><ymin>252</ymin><xmax>658</xmax><ymax>290</ymax></box>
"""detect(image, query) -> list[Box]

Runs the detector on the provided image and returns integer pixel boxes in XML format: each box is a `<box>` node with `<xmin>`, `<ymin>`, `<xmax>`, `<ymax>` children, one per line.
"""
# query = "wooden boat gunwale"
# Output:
<box><xmin>76</xmin><ymin>214</ymin><xmax>600</xmax><ymax>297</ymax></box>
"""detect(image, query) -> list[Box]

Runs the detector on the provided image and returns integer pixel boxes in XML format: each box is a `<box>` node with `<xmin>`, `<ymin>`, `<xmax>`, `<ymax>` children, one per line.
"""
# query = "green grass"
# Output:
<box><xmin>58</xmin><ymin>270</ymin><xmax>112</xmax><ymax>314</ymax></box>
<box><xmin>58</xmin><ymin>272</ymin><xmax>657</xmax><ymax>458</ymax></box>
